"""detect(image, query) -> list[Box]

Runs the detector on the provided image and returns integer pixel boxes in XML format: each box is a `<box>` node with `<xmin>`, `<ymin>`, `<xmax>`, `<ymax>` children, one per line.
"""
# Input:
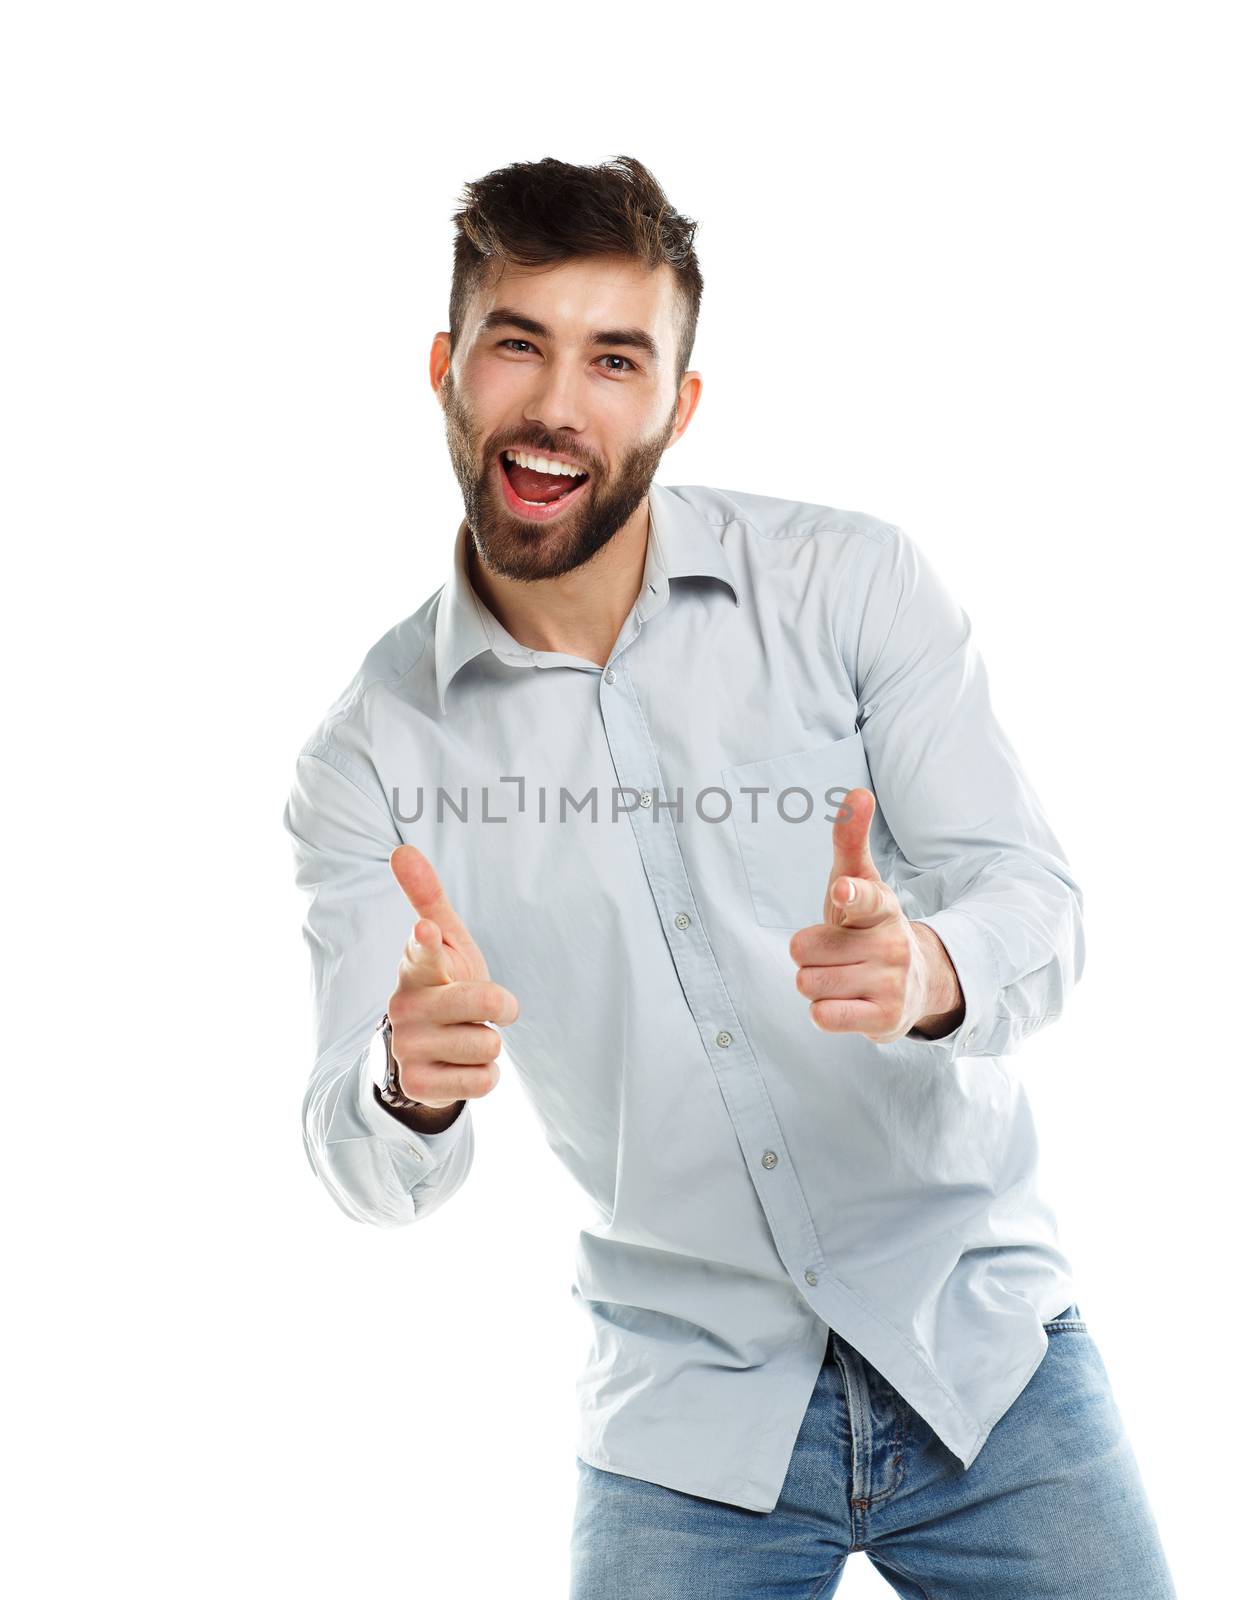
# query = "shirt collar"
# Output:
<box><xmin>433</xmin><ymin>479</ymin><xmax>740</xmax><ymax>716</ymax></box>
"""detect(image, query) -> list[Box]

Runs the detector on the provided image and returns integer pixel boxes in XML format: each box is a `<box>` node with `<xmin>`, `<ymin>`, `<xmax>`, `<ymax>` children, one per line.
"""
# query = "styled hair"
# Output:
<box><xmin>447</xmin><ymin>155</ymin><xmax>703</xmax><ymax>387</ymax></box>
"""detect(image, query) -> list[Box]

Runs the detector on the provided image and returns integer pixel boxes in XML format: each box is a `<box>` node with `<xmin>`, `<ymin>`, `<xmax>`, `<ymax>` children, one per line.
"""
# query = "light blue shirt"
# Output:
<box><xmin>282</xmin><ymin>480</ymin><xmax>1084</xmax><ymax>1512</ymax></box>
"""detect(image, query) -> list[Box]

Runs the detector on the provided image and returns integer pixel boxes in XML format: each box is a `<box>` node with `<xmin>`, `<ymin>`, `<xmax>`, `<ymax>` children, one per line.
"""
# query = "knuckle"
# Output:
<box><xmin>878</xmin><ymin>936</ymin><xmax>905</xmax><ymax>970</ymax></box>
<box><xmin>411</xmin><ymin>1060</ymin><xmax>454</xmax><ymax>1100</ymax></box>
<box><xmin>455</xmin><ymin>1022</ymin><xmax>498</xmax><ymax>1063</ymax></box>
<box><xmin>392</xmin><ymin>1024</ymin><xmax>429</xmax><ymax>1068</ymax></box>
<box><xmin>400</xmin><ymin>1062</ymin><xmax>432</xmax><ymax>1097</ymax></box>
<box><xmin>453</xmin><ymin>981</ymin><xmax>484</xmax><ymax>1017</ymax></box>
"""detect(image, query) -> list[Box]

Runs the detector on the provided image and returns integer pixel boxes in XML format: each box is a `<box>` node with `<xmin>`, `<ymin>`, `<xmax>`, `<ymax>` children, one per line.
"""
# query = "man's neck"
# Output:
<box><xmin>466</xmin><ymin>500</ymin><xmax>652</xmax><ymax>669</ymax></box>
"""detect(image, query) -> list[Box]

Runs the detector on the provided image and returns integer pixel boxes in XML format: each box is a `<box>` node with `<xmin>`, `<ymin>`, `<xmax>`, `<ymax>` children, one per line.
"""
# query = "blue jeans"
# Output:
<box><xmin>569</xmin><ymin>1305</ymin><xmax>1176</xmax><ymax>1598</ymax></box>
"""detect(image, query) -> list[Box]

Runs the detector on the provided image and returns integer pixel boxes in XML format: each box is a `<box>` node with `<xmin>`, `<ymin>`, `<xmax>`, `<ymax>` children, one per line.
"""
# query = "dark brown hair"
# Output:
<box><xmin>448</xmin><ymin>155</ymin><xmax>703</xmax><ymax>387</ymax></box>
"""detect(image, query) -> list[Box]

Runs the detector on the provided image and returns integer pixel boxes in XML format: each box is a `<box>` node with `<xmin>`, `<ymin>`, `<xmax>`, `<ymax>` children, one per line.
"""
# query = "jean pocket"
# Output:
<box><xmin>720</xmin><ymin>731</ymin><xmax>876</xmax><ymax>930</ymax></box>
<box><xmin>1043</xmin><ymin>1302</ymin><xmax>1087</xmax><ymax>1332</ymax></box>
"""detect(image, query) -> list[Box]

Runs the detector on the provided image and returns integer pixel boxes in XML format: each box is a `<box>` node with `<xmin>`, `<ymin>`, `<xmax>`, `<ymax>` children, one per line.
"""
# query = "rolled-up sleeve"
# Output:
<box><xmin>283</xmin><ymin>737</ymin><xmax>475</xmax><ymax>1226</ymax></box>
<box><xmin>852</xmin><ymin>524</ymin><xmax>1085</xmax><ymax>1061</ymax></box>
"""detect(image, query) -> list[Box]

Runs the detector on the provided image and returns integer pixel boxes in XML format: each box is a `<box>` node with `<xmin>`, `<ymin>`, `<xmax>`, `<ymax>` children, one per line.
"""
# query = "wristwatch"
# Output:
<box><xmin>374</xmin><ymin>1012</ymin><xmax>427</xmax><ymax>1112</ymax></box>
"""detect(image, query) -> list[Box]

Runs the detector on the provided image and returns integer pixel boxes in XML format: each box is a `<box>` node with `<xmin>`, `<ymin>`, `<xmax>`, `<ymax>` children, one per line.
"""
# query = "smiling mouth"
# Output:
<box><xmin>496</xmin><ymin>453</ymin><xmax>593</xmax><ymax>520</ymax></box>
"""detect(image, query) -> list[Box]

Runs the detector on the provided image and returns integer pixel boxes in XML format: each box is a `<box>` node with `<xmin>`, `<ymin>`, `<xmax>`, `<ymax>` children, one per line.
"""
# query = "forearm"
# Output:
<box><xmin>892</xmin><ymin>853</ymin><xmax>1084</xmax><ymax>1062</ymax></box>
<box><xmin>302</xmin><ymin>1042</ymin><xmax>475</xmax><ymax>1227</ymax></box>
<box><xmin>849</xmin><ymin>521</ymin><xmax>1086</xmax><ymax>1063</ymax></box>
<box><xmin>286</xmin><ymin>746</ymin><xmax>478</xmax><ymax>1227</ymax></box>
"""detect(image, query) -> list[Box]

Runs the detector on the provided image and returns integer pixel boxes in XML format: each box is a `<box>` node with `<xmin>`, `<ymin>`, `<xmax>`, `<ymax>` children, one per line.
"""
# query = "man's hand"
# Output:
<box><xmin>787</xmin><ymin>787</ymin><xmax>964</xmax><ymax>1043</ymax></box>
<box><xmin>385</xmin><ymin>845</ymin><xmax>520</xmax><ymax>1109</ymax></box>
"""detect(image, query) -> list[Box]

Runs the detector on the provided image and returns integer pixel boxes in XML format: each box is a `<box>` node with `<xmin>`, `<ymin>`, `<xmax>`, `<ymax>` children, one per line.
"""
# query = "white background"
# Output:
<box><xmin>4</xmin><ymin>3</ymin><xmax>1233</xmax><ymax>1595</ymax></box>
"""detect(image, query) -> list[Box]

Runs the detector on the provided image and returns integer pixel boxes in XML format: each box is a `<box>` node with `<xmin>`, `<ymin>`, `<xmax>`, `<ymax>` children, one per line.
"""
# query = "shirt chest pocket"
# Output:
<box><xmin>720</xmin><ymin>730</ymin><xmax>876</xmax><ymax>930</ymax></box>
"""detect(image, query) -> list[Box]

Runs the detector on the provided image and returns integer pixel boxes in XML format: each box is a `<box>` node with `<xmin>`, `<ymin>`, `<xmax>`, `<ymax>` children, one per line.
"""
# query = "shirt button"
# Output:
<box><xmin>674</xmin><ymin>912</ymin><xmax>691</xmax><ymax>930</ymax></box>
<box><xmin>965</xmin><ymin>1029</ymin><xmax>976</xmax><ymax>1045</ymax></box>
<box><xmin>761</xmin><ymin>1150</ymin><xmax>778</xmax><ymax>1169</ymax></box>
<box><xmin>804</xmin><ymin>1269</ymin><xmax>818</xmax><ymax>1286</ymax></box>
<box><xmin>639</xmin><ymin>791</ymin><xmax>653</xmax><ymax>807</ymax></box>
<box><xmin>715</xmin><ymin>1030</ymin><xmax>732</xmax><ymax>1048</ymax></box>
<box><xmin>603</xmin><ymin>668</ymin><xmax>616</xmax><ymax>684</ymax></box>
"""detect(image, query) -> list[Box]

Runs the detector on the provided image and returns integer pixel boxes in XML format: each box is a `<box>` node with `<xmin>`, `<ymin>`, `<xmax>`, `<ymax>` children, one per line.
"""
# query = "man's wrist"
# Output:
<box><xmin>371</xmin><ymin>1082</ymin><xmax>465</xmax><ymax>1134</ymax></box>
<box><xmin>909</xmin><ymin>922</ymin><xmax>965</xmax><ymax>1037</ymax></box>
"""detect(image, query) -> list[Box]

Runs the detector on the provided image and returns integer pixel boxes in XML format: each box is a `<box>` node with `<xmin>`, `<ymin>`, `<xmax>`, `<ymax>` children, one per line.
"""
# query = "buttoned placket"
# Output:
<box><xmin>596</xmin><ymin>586</ymin><xmax>834</xmax><ymax>1311</ymax></box>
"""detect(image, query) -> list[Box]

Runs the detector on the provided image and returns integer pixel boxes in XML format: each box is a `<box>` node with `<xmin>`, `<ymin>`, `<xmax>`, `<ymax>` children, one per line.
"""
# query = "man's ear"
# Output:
<box><xmin>669</xmin><ymin>370</ymin><xmax>704</xmax><ymax>446</ymax></box>
<box><xmin>429</xmin><ymin>331</ymin><xmax>452</xmax><ymax>401</ymax></box>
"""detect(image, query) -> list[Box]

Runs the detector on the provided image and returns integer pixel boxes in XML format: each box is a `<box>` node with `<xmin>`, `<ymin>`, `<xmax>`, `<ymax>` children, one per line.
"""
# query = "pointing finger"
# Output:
<box><xmin>390</xmin><ymin>844</ymin><xmax>483</xmax><ymax>959</ymax></box>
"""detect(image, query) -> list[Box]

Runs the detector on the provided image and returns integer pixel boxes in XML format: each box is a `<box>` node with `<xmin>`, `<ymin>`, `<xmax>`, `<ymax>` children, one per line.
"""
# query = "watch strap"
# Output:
<box><xmin>375</xmin><ymin>1012</ymin><xmax>428</xmax><ymax>1111</ymax></box>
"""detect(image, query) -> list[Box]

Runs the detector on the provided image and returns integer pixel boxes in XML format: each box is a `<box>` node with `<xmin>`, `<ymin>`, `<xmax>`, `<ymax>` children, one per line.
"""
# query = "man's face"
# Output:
<box><xmin>434</xmin><ymin>254</ymin><xmax>695</xmax><ymax>583</ymax></box>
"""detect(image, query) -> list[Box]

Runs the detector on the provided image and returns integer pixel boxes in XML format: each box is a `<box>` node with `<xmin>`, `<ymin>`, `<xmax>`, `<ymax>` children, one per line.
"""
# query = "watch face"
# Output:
<box><xmin>371</xmin><ymin>1018</ymin><xmax>421</xmax><ymax>1108</ymax></box>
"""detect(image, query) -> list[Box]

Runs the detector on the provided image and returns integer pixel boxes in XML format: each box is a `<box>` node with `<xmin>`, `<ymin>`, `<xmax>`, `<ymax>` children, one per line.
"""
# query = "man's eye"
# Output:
<box><xmin>497</xmin><ymin>340</ymin><xmax>635</xmax><ymax>374</ymax></box>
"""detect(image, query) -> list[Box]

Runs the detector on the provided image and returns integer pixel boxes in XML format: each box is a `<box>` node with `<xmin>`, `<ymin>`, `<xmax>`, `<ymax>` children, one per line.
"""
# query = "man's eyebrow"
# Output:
<box><xmin>478</xmin><ymin>307</ymin><xmax>660</xmax><ymax>364</ymax></box>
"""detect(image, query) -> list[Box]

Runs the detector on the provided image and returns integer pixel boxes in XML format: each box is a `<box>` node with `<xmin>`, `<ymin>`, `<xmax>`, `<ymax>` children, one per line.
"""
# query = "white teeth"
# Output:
<box><xmin>503</xmin><ymin>449</ymin><xmax>587</xmax><ymax>477</ymax></box>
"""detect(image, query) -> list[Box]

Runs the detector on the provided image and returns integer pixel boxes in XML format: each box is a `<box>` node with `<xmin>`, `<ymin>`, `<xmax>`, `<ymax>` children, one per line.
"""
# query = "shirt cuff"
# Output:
<box><xmin>908</xmin><ymin>907</ymin><xmax>1002</xmax><ymax>1058</ymax></box>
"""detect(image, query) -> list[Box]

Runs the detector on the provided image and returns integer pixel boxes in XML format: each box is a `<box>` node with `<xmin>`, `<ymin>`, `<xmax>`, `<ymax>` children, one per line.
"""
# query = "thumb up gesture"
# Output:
<box><xmin>788</xmin><ymin>787</ymin><xmax>964</xmax><ymax>1043</ymax></box>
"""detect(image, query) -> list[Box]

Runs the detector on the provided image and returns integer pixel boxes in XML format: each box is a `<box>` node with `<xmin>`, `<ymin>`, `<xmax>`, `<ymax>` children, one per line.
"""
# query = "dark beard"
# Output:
<box><xmin>440</xmin><ymin>371</ymin><xmax>677</xmax><ymax>583</ymax></box>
